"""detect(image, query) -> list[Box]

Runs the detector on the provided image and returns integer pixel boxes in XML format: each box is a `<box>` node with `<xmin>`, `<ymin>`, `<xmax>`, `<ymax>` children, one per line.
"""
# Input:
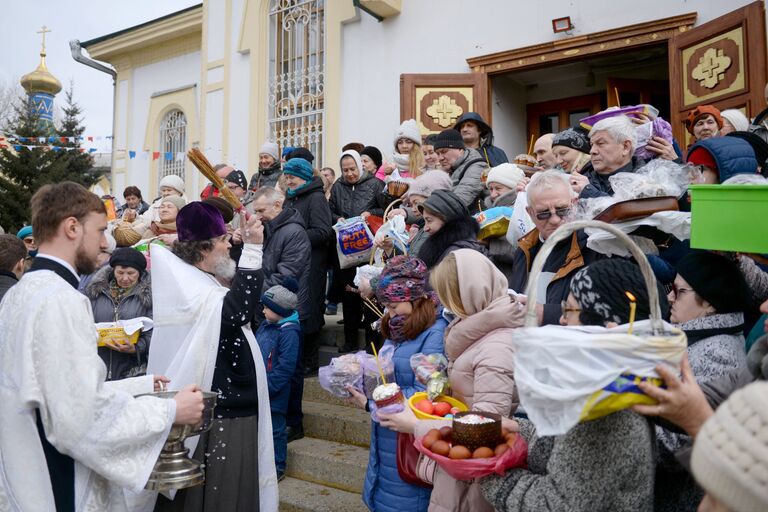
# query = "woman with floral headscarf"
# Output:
<box><xmin>347</xmin><ymin>256</ymin><xmax>446</xmax><ymax>512</ymax></box>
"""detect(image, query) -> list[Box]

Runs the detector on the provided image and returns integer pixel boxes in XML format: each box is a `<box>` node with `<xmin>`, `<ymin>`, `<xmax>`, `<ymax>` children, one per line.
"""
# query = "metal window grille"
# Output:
<box><xmin>268</xmin><ymin>0</ymin><xmax>324</xmax><ymax>165</ymax></box>
<box><xmin>158</xmin><ymin>109</ymin><xmax>186</xmax><ymax>186</ymax></box>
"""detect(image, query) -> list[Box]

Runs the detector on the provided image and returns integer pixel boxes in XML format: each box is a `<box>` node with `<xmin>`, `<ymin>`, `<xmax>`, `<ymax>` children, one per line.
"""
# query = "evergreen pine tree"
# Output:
<box><xmin>0</xmin><ymin>83</ymin><xmax>97</xmax><ymax>232</ymax></box>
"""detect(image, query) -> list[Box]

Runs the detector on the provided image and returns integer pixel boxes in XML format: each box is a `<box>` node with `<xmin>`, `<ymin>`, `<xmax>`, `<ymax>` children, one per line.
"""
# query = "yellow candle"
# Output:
<box><xmin>625</xmin><ymin>291</ymin><xmax>637</xmax><ymax>334</ymax></box>
<box><xmin>371</xmin><ymin>342</ymin><xmax>386</xmax><ymax>384</ymax></box>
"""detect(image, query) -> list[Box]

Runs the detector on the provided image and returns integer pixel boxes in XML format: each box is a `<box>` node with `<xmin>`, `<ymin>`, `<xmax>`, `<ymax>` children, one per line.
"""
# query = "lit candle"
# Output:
<box><xmin>625</xmin><ymin>291</ymin><xmax>637</xmax><ymax>334</ymax></box>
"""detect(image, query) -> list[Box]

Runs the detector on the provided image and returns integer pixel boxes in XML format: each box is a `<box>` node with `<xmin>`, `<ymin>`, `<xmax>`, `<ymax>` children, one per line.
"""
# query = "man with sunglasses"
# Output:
<box><xmin>509</xmin><ymin>170</ymin><xmax>602</xmax><ymax>325</ymax></box>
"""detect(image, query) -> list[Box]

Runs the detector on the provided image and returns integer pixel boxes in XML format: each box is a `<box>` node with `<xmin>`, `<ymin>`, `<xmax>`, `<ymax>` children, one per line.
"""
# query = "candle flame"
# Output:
<box><xmin>625</xmin><ymin>291</ymin><xmax>637</xmax><ymax>302</ymax></box>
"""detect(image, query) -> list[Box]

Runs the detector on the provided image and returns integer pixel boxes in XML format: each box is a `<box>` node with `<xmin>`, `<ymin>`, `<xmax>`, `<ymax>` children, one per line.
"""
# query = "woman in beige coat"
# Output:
<box><xmin>379</xmin><ymin>249</ymin><xmax>525</xmax><ymax>512</ymax></box>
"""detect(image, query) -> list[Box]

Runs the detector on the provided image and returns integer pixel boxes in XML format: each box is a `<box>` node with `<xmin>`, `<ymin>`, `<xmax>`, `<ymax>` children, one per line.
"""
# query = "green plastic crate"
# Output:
<box><xmin>689</xmin><ymin>184</ymin><xmax>768</xmax><ymax>253</ymax></box>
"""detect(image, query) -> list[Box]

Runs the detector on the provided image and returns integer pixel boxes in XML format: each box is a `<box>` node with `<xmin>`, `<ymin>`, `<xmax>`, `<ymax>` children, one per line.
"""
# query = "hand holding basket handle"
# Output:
<box><xmin>523</xmin><ymin>219</ymin><xmax>664</xmax><ymax>334</ymax></box>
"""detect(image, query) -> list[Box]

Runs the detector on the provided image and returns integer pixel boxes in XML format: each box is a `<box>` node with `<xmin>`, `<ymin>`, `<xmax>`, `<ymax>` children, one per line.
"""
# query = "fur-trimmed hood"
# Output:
<box><xmin>417</xmin><ymin>215</ymin><xmax>486</xmax><ymax>268</ymax></box>
<box><xmin>84</xmin><ymin>264</ymin><xmax>152</xmax><ymax>308</ymax></box>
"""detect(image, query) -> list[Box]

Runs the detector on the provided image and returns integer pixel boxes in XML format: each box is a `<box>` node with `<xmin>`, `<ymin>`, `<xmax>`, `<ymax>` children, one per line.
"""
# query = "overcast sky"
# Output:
<box><xmin>1</xmin><ymin>0</ymin><xmax>198</xmax><ymax>150</ymax></box>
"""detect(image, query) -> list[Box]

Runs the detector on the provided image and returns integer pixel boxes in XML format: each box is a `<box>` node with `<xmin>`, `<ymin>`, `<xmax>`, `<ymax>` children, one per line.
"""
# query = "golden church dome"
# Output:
<box><xmin>21</xmin><ymin>52</ymin><xmax>62</xmax><ymax>96</ymax></box>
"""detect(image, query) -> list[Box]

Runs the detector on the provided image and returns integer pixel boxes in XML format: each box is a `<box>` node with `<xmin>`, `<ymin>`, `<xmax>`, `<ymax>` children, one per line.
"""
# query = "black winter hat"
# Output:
<box><xmin>360</xmin><ymin>146</ymin><xmax>383</xmax><ymax>168</ymax></box>
<box><xmin>431</xmin><ymin>129</ymin><xmax>465</xmax><ymax>151</ymax></box>
<box><xmin>727</xmin><ymin>131</ymin><xmax>768</xmax><ymax>167</ymax></box>
<box><xmin>225</xmin><ymin>169</ymin><xmax>248</xmax><ymax>190</ymax></box>
<box><xmin>453</xmin><ymin>112</ymin><xmax>491</xmax><ymax>136</ymax></box>
<box><xmin>552</xmin><ymin>128</ymin><xmax>591</xmax><ymax>154</ymax></box>
<box><xmin>418</xmin><ymin>189</ymin><xmax>468</xmax><ymax>221</ymax></box>
<box><xmin>570</xmin><ymin>259</ymin><xmax>669</xmax><ymax>325</ymax></box>
<box><xmin>675</xmin><ymin>252</ymin><xmax>749</xmax><ymax>314</ymax></box>
<box><xmin>286</xmin><ymin>147</ymin><xmax>315</xmax><ymax>163</ymax></box>
<box><xmin>109</xmin><ymin>247</ymin><xmax>147</xmax><ymax>273</ymax></box>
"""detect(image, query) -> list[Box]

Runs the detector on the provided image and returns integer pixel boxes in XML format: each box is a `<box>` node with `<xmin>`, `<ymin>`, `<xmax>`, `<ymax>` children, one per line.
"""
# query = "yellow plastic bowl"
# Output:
<box><xmin>408</xmin><ymin>392</ymin><xmax>468</xmax><ymax>420</ymax></box>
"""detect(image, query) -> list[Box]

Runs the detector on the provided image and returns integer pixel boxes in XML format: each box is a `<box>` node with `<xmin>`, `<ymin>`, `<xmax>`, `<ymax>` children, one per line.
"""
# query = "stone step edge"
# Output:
<box><xmin>278</xmin><ymin>476</ymin><xmax>364</xmax><ymax>512</ymax></box>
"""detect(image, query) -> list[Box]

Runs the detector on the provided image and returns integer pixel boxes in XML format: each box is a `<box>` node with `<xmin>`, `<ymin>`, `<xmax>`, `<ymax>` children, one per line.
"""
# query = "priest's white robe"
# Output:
<box><xmin>0</xmin><ymin>269</ymin><xmax>175</xmax><ymax>511</ymax></box>
<box><xmin>145</xmin><ymin>243</ymin><xmax>279</xmax><ymax>512</ymax></box>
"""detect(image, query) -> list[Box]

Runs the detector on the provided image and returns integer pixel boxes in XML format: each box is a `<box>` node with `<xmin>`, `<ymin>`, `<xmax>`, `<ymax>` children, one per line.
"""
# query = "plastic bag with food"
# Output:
<box><xmin>609</xmin><ymin>159</ymin><xmax>691</xmax><ymax>201</ymax></box>
<box><xmin>318</xmin><ymin>352</ymin><xmax>365</xmax><ymax>398</ymax></box>
<box><xmin>361</xmin><ymin>345</ymin><xmax>396</xmax><ymax>399</ymax></box>
<box><xmin>474</xmin><ymin>206</ymin><xmax>514</xmax><ymax>240</ymax></box>
<box><xmin>414</xmin><ymin>430</ymin><xmax>528</xmax><ymax>480</ymax></box>
<box><xmin>410</xmin><ymin>353</ymin><xmax>450</xmax><ymax>400</ymax></box>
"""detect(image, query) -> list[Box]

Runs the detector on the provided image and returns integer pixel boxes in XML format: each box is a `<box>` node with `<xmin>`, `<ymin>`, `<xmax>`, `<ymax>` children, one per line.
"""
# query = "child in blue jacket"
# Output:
<box><xmin>256</xmin><ymin>278</ymin><xmax>302</xmax><ymax>481</ymax></box>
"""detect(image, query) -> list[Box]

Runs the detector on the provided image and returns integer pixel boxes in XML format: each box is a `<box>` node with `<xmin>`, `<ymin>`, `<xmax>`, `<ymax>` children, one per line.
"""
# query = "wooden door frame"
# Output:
<box><xmin>400</xmin><ymin>73</ymin><xmax>490</xmax><ymax>125</ymax></box>
<box><xmin>466</xmin><ymin>13</ymin><xmax>696</xmax><ymax>75</ymax></box>
<box><xmin>669</xmin><ymin>1</ymin><xmax>768</xmax><ymax>146</ymax></box>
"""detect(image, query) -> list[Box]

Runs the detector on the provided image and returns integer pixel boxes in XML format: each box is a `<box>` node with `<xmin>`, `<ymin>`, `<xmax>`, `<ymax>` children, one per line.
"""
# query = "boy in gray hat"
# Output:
<box><xmin>255</xmin><ymin>277</ymin><xmax>302</xmax><ymax>481</ymax></box>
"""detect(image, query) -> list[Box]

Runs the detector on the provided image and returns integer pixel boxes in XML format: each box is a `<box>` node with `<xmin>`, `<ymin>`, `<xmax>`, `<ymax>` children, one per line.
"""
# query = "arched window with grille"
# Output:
<box><xmin>158</xmin><ymin>109</ymin><xmax>187</xmax><ymax>186</ymax></box>
<box><xmin>268</xmin><ymin>0</ymin><xmax>324</xmax><ymax>165</ymax></box>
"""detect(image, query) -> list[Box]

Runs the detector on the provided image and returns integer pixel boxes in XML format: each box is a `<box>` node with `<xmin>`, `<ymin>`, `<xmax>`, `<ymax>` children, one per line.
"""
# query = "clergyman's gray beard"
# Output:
<box><xmin>74</xmin><ymin>243</ymin><xmax>98</xmax><ymax>275</ymax></box>
<box><xmin>213</xmin><ymin>254</ymin><xmax>236</xmax><ymax>281</ymax></box>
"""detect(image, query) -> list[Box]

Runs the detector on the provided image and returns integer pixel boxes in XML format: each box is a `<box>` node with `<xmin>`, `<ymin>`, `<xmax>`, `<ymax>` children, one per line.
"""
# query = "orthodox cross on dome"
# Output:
<box><xmin>37</xmin><ymin>25</ymin><xmax>51</xmax><ymax>55</ymax></box>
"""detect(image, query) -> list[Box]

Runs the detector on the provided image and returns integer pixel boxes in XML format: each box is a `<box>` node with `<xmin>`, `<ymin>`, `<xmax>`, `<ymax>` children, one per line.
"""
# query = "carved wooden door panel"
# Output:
<box><xmin>400</xmin><ymin>73</ymin><xmax>490</xmax><ymax>137</ymax></box>
<box><xmin>669</xmin><ymin>1</ymin><xmax>767</xmax><ymax>147</ymax></box>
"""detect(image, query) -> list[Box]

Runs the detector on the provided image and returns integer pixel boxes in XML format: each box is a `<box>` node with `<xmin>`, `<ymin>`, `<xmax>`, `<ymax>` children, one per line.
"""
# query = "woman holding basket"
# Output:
<box><xmin>378</xmin><ymin>249</ymin><xmax>524</xmax><ymax>511</ymax></box>
<box><xmin>346</xmin><ymin>256</ymin><xmax>447</xmax><ymax>512</ymax></box>
<box><xmin>481</xmin><ymin>258</ymin><xmax>659</xmax><ymax>512</ymax></box>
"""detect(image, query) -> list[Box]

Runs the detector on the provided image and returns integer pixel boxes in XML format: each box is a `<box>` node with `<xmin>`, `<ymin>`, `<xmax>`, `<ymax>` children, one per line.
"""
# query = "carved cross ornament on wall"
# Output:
<box><xmin>426</xmin><ymin>95</ymin><xmax>464</xmax><ymax>128</ymax></box>
<box><xmin>692</xmin><ymin>48</ymin><xmax>733</xmax><ymax>89</ymax></box>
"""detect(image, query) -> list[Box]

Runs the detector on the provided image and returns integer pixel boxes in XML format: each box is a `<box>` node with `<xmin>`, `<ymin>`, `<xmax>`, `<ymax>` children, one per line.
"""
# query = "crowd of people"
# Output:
<box><xmin>1</xmin><ymin>99</ymin><xmax>767</xmax><ymax>512</ymax></box>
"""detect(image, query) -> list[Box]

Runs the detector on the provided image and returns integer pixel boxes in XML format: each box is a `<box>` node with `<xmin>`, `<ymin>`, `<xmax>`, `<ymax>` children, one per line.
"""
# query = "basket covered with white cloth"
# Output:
<box><xmin>512</xmin><ymin>220</ymin><xmax>687</xmax><ymax>436</ymax></box>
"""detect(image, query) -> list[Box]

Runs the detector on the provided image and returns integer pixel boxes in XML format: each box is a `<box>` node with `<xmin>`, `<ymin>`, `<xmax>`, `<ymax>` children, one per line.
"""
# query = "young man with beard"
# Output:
<box><xmin>0</xmin><ymin>182</ymin><xmax>204</xmax><ymax>511</ymax></box>
<box><xmin>149</xmin><ymin>202</ymin><xmax>279</xmax><ymax>511</ymax></box>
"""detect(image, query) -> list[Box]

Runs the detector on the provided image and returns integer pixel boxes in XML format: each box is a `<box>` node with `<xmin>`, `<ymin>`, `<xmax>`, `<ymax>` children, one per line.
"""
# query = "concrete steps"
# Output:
<box><xmin>278</xmin><ymin>318</ymin><xmax>372</xmax><ymax>511</ymax></box>
<box><xmin>286</xmin><ymin>437</ymin><xmax>369</xmax><ymax>493</ymax></box>
<box><xmin>303</xmin><ymin>400</ymin><xmax>371</xmax><ymax>448</ymax></box>
<box><xmin>278</xmin><ymin>477</ymin><xmax>366</xmax><ymax>512</ymax></box>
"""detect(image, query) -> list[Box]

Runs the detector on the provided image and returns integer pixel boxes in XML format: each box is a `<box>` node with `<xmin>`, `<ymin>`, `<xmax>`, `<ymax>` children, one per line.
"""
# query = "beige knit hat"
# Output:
<box><xmin>691</xmin><ymin>381</ymin><xmax>768</xmax><ymax>512</ymax></box>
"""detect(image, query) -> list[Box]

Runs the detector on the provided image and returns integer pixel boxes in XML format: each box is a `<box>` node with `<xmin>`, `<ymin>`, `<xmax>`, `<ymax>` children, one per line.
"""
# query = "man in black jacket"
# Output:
<box><xmin>509</xmin><ymin>170</ymin><xmax>602</xmax><ymax>325</ymax></box>
<box><xmin>453</xmin><ymin>112</ymin><xmax>509</xmax><ymax>167</ymax></box>
<box><xmin>250</xmin><ymin>186</ymin><xmax>311</xmax><ymax>442</ymax></box>
<box><xmin>282</xmin><ymin>157</ymin><xmax>333</xmax><ymax>373</ymax></box>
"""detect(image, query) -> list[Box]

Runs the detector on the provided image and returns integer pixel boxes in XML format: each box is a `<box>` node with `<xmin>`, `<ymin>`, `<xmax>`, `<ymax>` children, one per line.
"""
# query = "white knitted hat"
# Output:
<box><xmin>394</xmin><ymin>119</ymin><xmax>422</xmax><ymax>148</ymax></box>
<box><xmin>691</xmin><ymin>381</ymin><xmax>768</xmax><ymax>512</ymax></box>
<box><xmin>486</xmin><ymin>163</ymin><xmax>526</xmax><ymax>190</ymax></box>
<box><xmin>159</xmin><ymin>174</ymin><xmax>185</xmax><ymax>194</ymax></box>
<box><xmin>720</xmin><ymin>109</ymin><xmax>750</xmax><ymax>132</ymax></box>
<box><xmin>259</xmin><ymin>140</ymin><xmax>280</xmax><ymax>161</ymax></box>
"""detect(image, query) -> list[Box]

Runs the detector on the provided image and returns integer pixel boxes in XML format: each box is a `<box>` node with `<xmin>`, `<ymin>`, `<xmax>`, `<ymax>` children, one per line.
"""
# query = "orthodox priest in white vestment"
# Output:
<box><xmin>148</xmin><ymin>202</ymin><xmax>278</xmax><ymax>512</ymax></box>
<box><xmin>0</xmin><ymin>254</ymin><xmax>176</xmax><ymax>511</ymax></box>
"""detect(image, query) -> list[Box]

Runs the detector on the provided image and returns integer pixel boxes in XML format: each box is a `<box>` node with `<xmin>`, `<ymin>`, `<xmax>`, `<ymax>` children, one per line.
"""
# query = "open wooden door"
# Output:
<box><xmin>669</xmin><ymin>1</ymin><xmax>768</xmax><ymax>147</ymax></box>
<box><xmin>400</xmin><ymin>73</ymin><xmax>490</xmax><ymax>137</ymax></box>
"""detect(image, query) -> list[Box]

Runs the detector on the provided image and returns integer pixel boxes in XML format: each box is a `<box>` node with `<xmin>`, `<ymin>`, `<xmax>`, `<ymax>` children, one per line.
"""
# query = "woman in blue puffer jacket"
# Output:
<box><xmin>348</xmin><ymin>256</ymin><xmax>446</xmax><ymax>512</ymax></box>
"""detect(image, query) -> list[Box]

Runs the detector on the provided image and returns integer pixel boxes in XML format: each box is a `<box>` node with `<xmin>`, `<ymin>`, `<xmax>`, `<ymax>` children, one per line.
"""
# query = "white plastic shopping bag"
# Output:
<box><xmin>512</xmin><ymin>320</ymin><xmax>687</xmax><ymax>436</ymax></box>
<box><xmin>334</xmin><ymin>216</ymin><xmax>375</xmax><ymax>269</ymax></box>
<box><xmin>506</xmin><ymin>190</ymin><xmax>534</xmax><ymax>248</ymax></box>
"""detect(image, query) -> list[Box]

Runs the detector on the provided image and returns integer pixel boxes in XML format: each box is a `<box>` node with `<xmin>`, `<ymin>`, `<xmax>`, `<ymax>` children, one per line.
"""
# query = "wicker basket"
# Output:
<box><xmin>387</xmin><ymin>181</ymin><xmax>410</xmax><ymax>198</ymax></box>
<box><xmin>524</xmin><ymin>220</ymin><xmax>667</xmax><ymax>333</ymax></box>
<box><xmin>113</xmin><ymin>224</ymin><xmax>143</xmax><ymax>247</ymax></box>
